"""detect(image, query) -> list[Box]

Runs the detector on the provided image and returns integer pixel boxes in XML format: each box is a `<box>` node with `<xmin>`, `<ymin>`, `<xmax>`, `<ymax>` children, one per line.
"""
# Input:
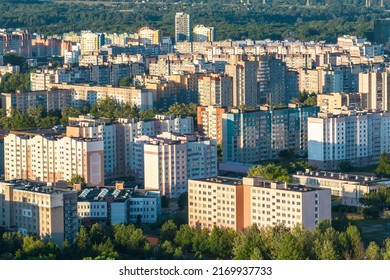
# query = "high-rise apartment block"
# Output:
<box><xmin>138</xmin><ymin>27</ymin><xmax>162</xmax><ymax>45</ymax></box>
<box><xmin>197</xmin><ymin>105</ymin><xmax>228</xmax><ymax>144</ymax></box>
<box><xmin>359</xmin><ymin>69</ymin><xmax>390</xmax><ymax>111</ymax></box>
<box><xmin>188</xmin><ymin>177</ymin><xmax>331</xmax><ymax>230</ymax></box>
<box><xmin>80</xmin><ymin>31</ymin><xmax>104</xmax><ymax>55</ymax></box>
<box><xmin>225</xmin><ymin>59</ymin><xmax>258</xmax><ymax>108</ymax></box>
<box><xmin>257</xmin><ymin>55</ymin><xmax>299</xmax><ymax>105</ymax></box>
<box><xmin>0</xmin><ymin>180</ymin><xmax>78</xmax><ymax>245</ymax></box>
<box><xmin>222</xmin><ymin>104</ymin><xmax>319</xmax><ymax>163</ymax></box>
<box><xmin>66</xmin><ymin>115</ymin><xmax>194</xmax><ymax>180</ymax></box>
<box><xmin>193</xmin><ymin>25</ymin><xmax>215</xmax><ymax>42</ymax></box>
<box><xmin>4</xmin><ymin>133</ymin><xmax>104</xmax><ymax>186</ymax></box>
<box><xmin>198</xmin><ymin>73</ymin><xmax>233</xmax><ymax>107</ymax></box>
<box><xmin>137</xmin><ymin>132</ymin><xmax>217</xmax><ymax>198</ymax></box>
<box><xmin>0</xmin><ymin>29</ymin><xmax>32</xmax><ymax>58</ymax></box>
<box><xmin>308</xmin><ymin>109</ymin><xmax>390</xmax><ymax>170</ymax></box>
<box><xmin>175</xmin><ymin>13</ymin><xmax>191</xmax><ymax>43</ymax></box>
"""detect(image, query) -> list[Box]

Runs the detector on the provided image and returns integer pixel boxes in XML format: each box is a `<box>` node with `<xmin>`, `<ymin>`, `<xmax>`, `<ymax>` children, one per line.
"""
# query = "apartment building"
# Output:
<box><xmin>222</xmin><ymin>104</ymin><xmax>319</xmax><ymax>163</ymax></box>
<box><xmin>2</xmin><ymin>89</ymin><xmax>72</xmax><ymax>116</ymax></box>
<box><xmin>4</xmin><ymin>133</ymin><xmax>104</xmax><ymax>186</ymax></box>
<box><xmin>308</xmin><ymin>109</ymin><xmax>390</xmax><ymax>170</ymax></box>
<box><xmin>293</xmin><ymin>169</ymin><xmax>390</xmax><ymax>207</ymax></box>
<box><xmin>197</xmin><ymin>105</ymin><xmax>228</xmax><ymax>144</ymax></box>
<box><xmin>198</xmin><ymin>73</ymin><xmax>233</xmax><ymax>107</ymax></box>
<box><xmin>188</xmin><ymin>176</ymin><xmax>331</xmax><ymax>231</ymax></box>
<box><xmin>225</xmin><ymin>59</ymin><xmax>258</xmax><ymax>107</ymax></box>
<box><xmin>139</xmin><ymin>133</ymin><xmax>217</xmax><ymax>198</ymax></box>
<box><xmin>193</xmin><ymin>25</ymin><xmax>215</xmax><ymax>42</ymax></box>
<box><xmin>30</xmin><ymin>69</ymin><xmax>72</xmax><ymax>91</ymax></box>
<box><xmin>257</xmin><ymin>55</ymin><xmax>299</xmax><ymax>105</ymax></box>
<box><xmin>76</xmin><ymin>183</ymin><xmax>161</xmax><ymax>226</ymax></box>
<box><xmin>317</xmin><ymin>92</ymin><xmax>362</xmax><ymax>113</ymax></box>
<box><xmin>52</xmin><ymin>83</ymin><xmax>153</xmax><ymax>109</ymax></box>
<box><xmin>66</xmin><ymin>115</ymin><xmax>194</xmax><ymax>180</ymax></box>
<box><xmin>138</xmin><ymin>26</ymin><xmax>161</xmax><ymax>45</ymax></box>
<box><xmin>0</xmin><ymin>180</ymin><xmax>78</xmax><ymax>245</ymax></box>
<box><xmin>175</xmin><ymin>12</ymin><xmax>191</xmax><ymax>43</ymax></box>
<box><xmin>359</xmin><ymin>69</ymin><xmax>390</xmax><ymax>111</ymax></box>
<box><xmin>80</xmin><ymin>31</ymin><xmax>104</xmax><ymax>55</ymax></box>
<box><xmin>0</xmin><ymin>29</ymin><xmax>32</xmax><ymax>58</ymax></box>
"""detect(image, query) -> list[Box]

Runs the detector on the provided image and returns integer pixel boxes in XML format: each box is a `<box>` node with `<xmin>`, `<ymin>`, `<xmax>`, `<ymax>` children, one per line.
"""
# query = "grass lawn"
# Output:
<box><xmin>350</xmin><ymin>218</ymin><xmax>390</xmax><ymax>245</ymax></box>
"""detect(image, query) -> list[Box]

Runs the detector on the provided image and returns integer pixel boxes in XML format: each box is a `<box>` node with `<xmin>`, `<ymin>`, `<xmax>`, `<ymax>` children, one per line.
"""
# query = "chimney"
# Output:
<box><xmin>73</xmin><ymin>183</ymin><xmax>82</xmax><ymax>192</ymax></box>
<box><xmin>115</xmin><ymin>181</ymin><xmax>125</xmax><ymax>190</ymax></box>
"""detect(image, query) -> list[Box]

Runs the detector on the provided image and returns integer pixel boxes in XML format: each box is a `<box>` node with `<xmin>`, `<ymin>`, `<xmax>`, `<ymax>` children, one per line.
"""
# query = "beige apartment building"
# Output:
<box><xmin>198</xmin><ymin>73</ymin><xmax>232</xmax><ymax>107</ymax></box>
<box><xmin>197</xmin><ymin>105</ymin><xmax>227</xmax><ymax>144</ymax></box>
<box><xmin>1</xmin><ymin>89</ymin><xmax>72</xmax><ymax>116</ymax></box>
<box><xmin>4</xmin><ymin>133</ymin><xmax>104</xmax><ymax>186</ymax></box>
<box><xmin>188</xmin><ymin>177</ymin><xmax>331</xmax><ymax>231</ymax></box>
<box><xmin>53</xmin><ymin>83</ymin><xmax>153</xmax><ymax>110</ymax></box>
<box><xmin>0</xmin><ymin>181</ymin><xmax>78</xmax><ymax>245</ymax></box>
<box><xmin>138</xmin><ymin>26</ymin><xmax>161</xmax><ymax>45</ymax></box>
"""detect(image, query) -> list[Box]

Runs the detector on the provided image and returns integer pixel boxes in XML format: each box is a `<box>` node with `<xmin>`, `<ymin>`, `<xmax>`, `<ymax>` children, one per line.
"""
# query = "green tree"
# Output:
<box><xmin>376</xmin><ymin>153</ymin><xmax>390</xmax><ymax>177</ymax></box>
<box><xmin>365</xmin><ymin>241</ymin><xmax>382</xmax><ymax>260</ymax></box>
<box><xmin>382</xmin><ymin>238</ymin><xmax>390</xmax><ymax>260</ymax></box>
<box><xmin>160</xmin><ymin>220</ymin><xmax>177</xmax><ymax>242</ymax></box>
<box><xmin>119</xmin><ymin>76</ymin><xmax>133</xmax><ymax>87</ymax></box>
<box><xmin>248</xmin><ymin>163</ymin><xmax>292</xmax><ymax>183</ymax></box>
<box><xmin>67</xmin><ymin>175</ymin><xmax>86</xmax><ymax>187</ymax></box>
<box><xmin>90</xmin><ymin>223</ymin><xmax>105</xmax><ymax>244</ymax></box>
<box><xmin>192</xmin><ymin>228</ymin><xmax>210</xmax><ymax>259</ymax></box>
<box><xmin>209</xmin><ymin>226</ymin><xmax>236</xmax><ymax>259</ymax></box>
<box><xmin>174</xmin><ymin>224</ymin><xmax>194</xmax><ymax>252</ymax></box>
<box><xmin>233</xmin><ymin>224</ymin><xmax>265</xmax><ymax>260</ymax></box>
<box><xmin>60</xmin><ymin>107</ymin><xmax>81</xmax><ymax>126</ymax></box>
<box><xmin>74</xmin><ymin>226</ymin><xmax>91</xmax><ymax>257</ymax></box>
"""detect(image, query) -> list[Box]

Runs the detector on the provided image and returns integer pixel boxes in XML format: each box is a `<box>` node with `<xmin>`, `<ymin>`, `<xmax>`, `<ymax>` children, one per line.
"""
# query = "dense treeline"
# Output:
<box><xmin>1</xmin><ymin>220</ymin><xmax>390</xmax><ymax>260</ymax></box>
<box><xmin>0</xmin><ymin>95</ymin><xmax>197</xmax><ymax>130</ymax></box>
<box><xmin>0</xmin><ymin>1</ymin><xmax>387</xmax><ymax>42</ymax></box>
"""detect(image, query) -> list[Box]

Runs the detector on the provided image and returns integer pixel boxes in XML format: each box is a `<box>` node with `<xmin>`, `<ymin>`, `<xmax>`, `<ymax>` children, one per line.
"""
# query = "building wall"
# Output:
<box><xmin>4</xmin><ymin>134</ymin><xmax>104</xmax><ymax>186</ymax></box>
<box><xmin>308</xmin><ymin>110</ymin><xmax>390</xmax><ymax>170</ymax></box>
<box><xmin>188</xmin><ymin>177</ymin><xmax>331</xmax><ymax>231</ymax></box>
<box><xmin>0</xmin><ymin>182</ymin><xmax>78</xmax><ymax>245</ymax></box>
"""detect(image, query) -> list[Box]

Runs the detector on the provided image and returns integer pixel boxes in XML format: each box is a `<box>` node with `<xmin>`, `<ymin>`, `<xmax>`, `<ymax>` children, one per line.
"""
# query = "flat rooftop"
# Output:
<box><xmin>294</xmin><ymin>170</ymin><xmax>384</xmax><ymax>185</ymax></box>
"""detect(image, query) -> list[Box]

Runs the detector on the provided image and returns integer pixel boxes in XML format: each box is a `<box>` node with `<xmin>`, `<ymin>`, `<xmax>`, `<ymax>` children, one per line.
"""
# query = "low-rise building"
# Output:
<box><xmin>188</xmin><ymin>176</ymin><xmax>331</xmax><ymax>230</ymax></box>
<box><xmin>76</xmin><ymin>184</ymin><xmax>161</xmax><ymax>225</ymax></box>
<box><xmin>292</xmin><ymin>169</ymin><xmax>390</xmax><ymax>207</ymax></box>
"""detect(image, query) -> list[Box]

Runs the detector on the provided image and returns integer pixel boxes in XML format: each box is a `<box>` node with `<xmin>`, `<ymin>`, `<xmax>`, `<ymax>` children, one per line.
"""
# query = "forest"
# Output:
<box><xmin>1</xmin><ymin>219</ymin><xmax>390</xmax><ymax>260</ymax></box>
<box><xmin>0</xmin><ymin>0</ymin><xmax>388</xmax><ymax>42</ymax></box>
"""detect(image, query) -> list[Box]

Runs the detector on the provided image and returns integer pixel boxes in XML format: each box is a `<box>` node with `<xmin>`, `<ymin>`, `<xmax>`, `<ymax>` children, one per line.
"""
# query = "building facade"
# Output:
<box><xmin>175</xmin><ymin>12</ymin><xmax>191</xmax><ymax>43</ymax></box>
<box><xmin>308</xmin><ymin>109</ymin><xmax>390</xmax><ymax>170</ymax></box>
<box><xmin>4</xmin><ymin>133</ymin><xmax>104</xmax><ymax>186</ymax></box>
<box><xmin>188</xmin><ymin>176</ymin><xmax>331</xmax><ymax>230</ymax></box>
<box><xmin>222</xmin><ymin>104</ymin><xmax>319</xmax><ymax>163</ymax></box>
<box><xmin>0</xmin><ymin>180</ymin><xmax>78</xmax><ymax>245</ymax></box>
